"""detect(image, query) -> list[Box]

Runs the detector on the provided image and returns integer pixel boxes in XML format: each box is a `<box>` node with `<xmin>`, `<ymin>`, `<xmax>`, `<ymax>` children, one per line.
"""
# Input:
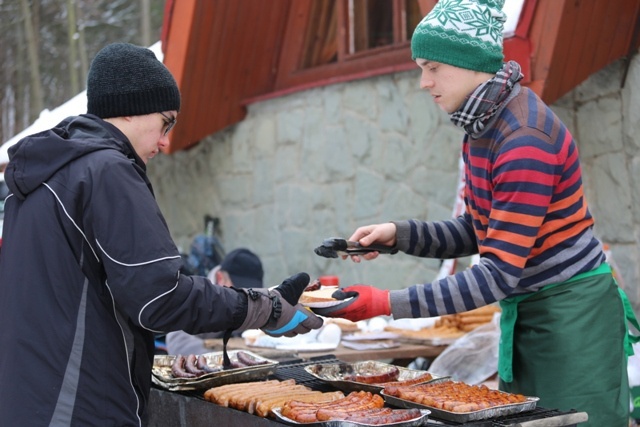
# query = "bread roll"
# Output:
<box><xmin>299</xmin><ymin>287</ymin><xmax>339</xmax><ymax>304</ymax></box>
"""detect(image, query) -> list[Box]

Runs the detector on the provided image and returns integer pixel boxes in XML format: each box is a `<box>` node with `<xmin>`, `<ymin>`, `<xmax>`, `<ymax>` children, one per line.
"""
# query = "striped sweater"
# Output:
<box><xmin>390</xmin><ymin>85</ymin><xmax>605</xmax><ymax>319</ymax></box>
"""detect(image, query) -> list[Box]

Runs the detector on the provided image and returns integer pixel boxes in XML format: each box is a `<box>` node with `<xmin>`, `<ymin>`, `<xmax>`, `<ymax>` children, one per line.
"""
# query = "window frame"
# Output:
<box><xmin>273</xmin><ymin>0</ymin><xmax>435</xmax><ymax>93</ymax></box>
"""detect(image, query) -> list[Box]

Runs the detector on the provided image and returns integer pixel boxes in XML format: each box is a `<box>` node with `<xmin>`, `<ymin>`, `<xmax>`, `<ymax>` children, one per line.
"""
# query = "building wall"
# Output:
<box><xmin>148</xmin><ymin>53</ymin><xmax>640</xmax><ymax>311</ymax></box>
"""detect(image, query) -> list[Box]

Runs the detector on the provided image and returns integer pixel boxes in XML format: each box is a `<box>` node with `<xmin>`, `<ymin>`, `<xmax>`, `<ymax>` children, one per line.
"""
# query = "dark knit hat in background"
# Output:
<box><xmin>220</xmin><ymin>248</ymin><xmax>264</xmax><ymax>289</ymax></box>
<box><xmin>87</xmin><ymin>43</ymin><xmax>180</xmax><ymax>118</ymax></box>
<box><xmin>411</xmin><ymin>0</ymin><xmax>506</xmax><ymax>74</ymax></box>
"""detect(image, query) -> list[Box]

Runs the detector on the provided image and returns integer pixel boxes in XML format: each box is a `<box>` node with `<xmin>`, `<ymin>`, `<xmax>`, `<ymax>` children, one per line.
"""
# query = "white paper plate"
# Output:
<box><xmin>341</xmin><ymin>331</ymin><xmax>400</xmax><ymax>341</ymax></box>
<box><xmin>301</xmin><ymin>298</ymin><xmax>353</xmax><ymax>308</ymax></box>
<box><xmin>341</xmin><ymin>340</ymin><xmax>400</xmax><ymax>351</ymax></box>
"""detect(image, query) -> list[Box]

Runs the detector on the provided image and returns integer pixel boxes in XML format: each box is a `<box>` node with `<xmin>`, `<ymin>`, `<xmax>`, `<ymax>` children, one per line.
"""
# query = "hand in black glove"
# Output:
<box><xmin>237</xmin><ymin>272</ymin><xmax>323</xmax><ymax>337</ymax></box>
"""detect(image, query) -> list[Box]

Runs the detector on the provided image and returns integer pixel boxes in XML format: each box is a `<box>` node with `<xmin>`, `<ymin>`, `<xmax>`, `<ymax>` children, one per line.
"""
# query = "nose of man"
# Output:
<box><xmin>420</xmin><ymin>74</ymin><xmax>434</xmax><ymax>90</ymax></box>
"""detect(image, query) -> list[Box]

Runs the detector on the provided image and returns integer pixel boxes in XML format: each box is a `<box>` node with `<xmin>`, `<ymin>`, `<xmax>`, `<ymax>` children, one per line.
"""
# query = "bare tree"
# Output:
<box><xmin>140</xmin><ymin>0</ymin><xmax>152</xmax><ymax>48</ymax></box>
<box><xmin>1</xmin><ymin>0</ymin><xmax>165</xmax><ymax>144</ymax></box>
<box><xmin>66</xmin><ymin>0</ymin><xmax>80</xmax><ymax>95</ymax></box>
<box><xmin>20</xmin><ymin>0</ymin><xmax>44</xmax><ymax>122</ymax></box>
<box><xmin>76</xmin><ymin>2</ymin><xmax>88</xmax><ymax>89</ymax></box>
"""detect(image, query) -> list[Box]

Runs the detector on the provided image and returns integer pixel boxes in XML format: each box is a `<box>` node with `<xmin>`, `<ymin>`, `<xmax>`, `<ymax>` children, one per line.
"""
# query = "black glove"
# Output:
<box><xmin>237</xmin><ymin>272</ymin><xmax>323</xmax><ymax>337</ymax></box>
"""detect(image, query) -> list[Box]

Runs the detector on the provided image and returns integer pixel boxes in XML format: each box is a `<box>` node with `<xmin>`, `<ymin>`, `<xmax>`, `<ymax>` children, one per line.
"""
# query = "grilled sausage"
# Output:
<box><xmin>318</xmin><ymin>407</ymin><xmax>392</xmax><ymax>421</ymax></box>
<box><xmin>343</xmin><ymin>366</ymin><xmax>400</xmax><ymax>384</ymax></box>
<box><xmin>304</xmin><ymin>279</ymin><xmax>322</xmax><ymax>292</ymax></box>
<box><xmin>378</xmin><ymin>372</ymin><xmax>433</xmax><ymax>387</ymax></box>
<box><xmin>226</xmin><ymin>360</ymin><xmax>246</xmax><ymax>369</ymax></box>
<box><xmin>171</xmin><ymin>355</ymin><xmax>197</xmax><ymax>378</ymax></box>
<box><xmin>236</xmin><ymin>351</ymin><xmax>268</xmax><ymax>367</ymax></box>
<box><xmin>196</xmin><ymin>355</ymin><xmax>222</xmax><ymax>373</ymax></box>
<box><xmin>184</xmin><ymin>354</ymin><xmax>208</xmax><ymax>376</ymax></box>
<box><xmin>347</xmin><ymin>408</ymin><xmax>422</xmax><ymax>424</ymax></box>
<box><xmin>315</xmin><ymin>394</ymin><xmax>384</xmax><ymax>421</ymax></box>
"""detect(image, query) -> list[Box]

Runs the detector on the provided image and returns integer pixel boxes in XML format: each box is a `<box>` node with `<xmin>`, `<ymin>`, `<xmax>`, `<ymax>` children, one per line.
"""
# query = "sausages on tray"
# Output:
<box><xmin>384</xmin><ymin>381</ymin><xmax>527</xmax><ymax>413</ymax></box>
<box><xmin>281</xmin><ymin>390</ymin><xmax>423</xmax><ymax>424</ymax></box>
<box><xmin>170</xmin><ymin>351</ymin><xmax>267</xmax><ymax>378</ymax></box>
<box><xmin>204</xmin><ymin>379</ymin><xmax>345</xmax><ymax>417</ymax></box>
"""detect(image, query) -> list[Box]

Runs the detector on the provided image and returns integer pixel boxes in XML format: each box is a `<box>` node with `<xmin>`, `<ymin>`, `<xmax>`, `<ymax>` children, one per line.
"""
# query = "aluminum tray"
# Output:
<box><xmin>381</xmin><ymin>389</ymin><xmax>539</xmax><ymax>422</ymax></box>
<box><xmin>272</xmin><ymin>407</ymin><xmax>430</xmax><ymax>427</ymax></box>
<box><xmin>151</xmin><ymin>350</ymin><xmax>278</xmax><ymax>391</ymax></box>
<box><xmin>304</xmin><ymin>361</ymin><xmax>448</xmax><ymax>394</ymax></box>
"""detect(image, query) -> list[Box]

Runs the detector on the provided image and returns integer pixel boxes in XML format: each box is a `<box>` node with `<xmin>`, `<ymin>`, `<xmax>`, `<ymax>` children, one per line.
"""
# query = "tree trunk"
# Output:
<box><xmin>76</xmin><ymin>2</ymin><xmax>88</xmax><ymax>89</ymax></box>
<box><xmin>20</xmin><ymin>0</ymin><xmax>44</xmax><ymax>121</ymax></box>
<box><xmin>17</xmin><ymin>13</ymin><xmax>28</xmax><ymax>131</ymax></box>
<box><xmin>66</xmin><ymin>0</ymin><xmax>80</xmax><ymax>96</ymax></box>
<box><xmin>140</xmin><ymin>0</ymin><xmax>152</xmax><ymax>47</ymax></box>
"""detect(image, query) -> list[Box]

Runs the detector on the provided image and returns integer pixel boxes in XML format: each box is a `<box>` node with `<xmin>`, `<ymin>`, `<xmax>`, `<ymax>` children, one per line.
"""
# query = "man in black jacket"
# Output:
<box><xmin>0</xmin><ymin>43</ymin><xmax>322</xmax><ymax>426</ymax></box>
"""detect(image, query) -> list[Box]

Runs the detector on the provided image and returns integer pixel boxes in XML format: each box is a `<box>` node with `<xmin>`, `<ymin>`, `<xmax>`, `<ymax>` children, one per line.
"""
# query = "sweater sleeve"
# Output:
<box><xmin>389</xmin><ymin>122</ymin><xmax>592</xmax><ymax>318</ymax></box>
<box><xmin>390</xmin><ymin>216</ymin><xmax>505</xmax><ymax>319</ymax></box>
<box><xmin>393</xmin><ymin>214</ymin><xmax>478</xmax><ymax>259</ymax></box>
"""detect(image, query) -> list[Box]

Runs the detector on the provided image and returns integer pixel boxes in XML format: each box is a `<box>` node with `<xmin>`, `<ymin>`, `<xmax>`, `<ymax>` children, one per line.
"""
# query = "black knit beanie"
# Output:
<box><xmin>87</xmin><ymin>43</ymin><xmax>181</xmax><ymax>118</ymax></box>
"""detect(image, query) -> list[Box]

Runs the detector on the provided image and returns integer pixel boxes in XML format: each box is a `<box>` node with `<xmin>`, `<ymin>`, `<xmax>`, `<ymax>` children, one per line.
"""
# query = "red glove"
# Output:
<box><xmin>316</xmin><ymin>285</ymin><xmax>390</xmax><ymax>322</ymax></box>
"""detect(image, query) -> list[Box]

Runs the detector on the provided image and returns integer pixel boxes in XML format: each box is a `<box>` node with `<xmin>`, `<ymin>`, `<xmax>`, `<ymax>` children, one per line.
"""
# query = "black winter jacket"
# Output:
<box><xmin>0</xmin><ymin>115</ymin><xmax>247</xmax><ymax>426</ymax></box>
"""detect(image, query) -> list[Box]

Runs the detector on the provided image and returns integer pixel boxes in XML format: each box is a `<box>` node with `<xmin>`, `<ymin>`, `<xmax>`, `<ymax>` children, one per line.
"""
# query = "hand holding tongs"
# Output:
<box><xmin>314</xmin><ymin>237</ymin><xmax>398</xmax><ymax>258</ymax></box>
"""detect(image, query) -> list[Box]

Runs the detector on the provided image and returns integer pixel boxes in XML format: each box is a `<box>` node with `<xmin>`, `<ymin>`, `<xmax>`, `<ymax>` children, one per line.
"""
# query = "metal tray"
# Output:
<box><xmin>272</xmin><ymin>407</ymin><xmax>430</xmax><ymax>427</ymax></box>
<box><xmin>304</xmin><ymin>361</ymin><xmax>448</xmax><ymax>394</ymax></box>
<box><xmin>151</xmin><ymin>350</ymin><xmax>278</xmax><ymax>391</ymax></box>
<box><xmin>381</xmin><ymin>388</ymin><xmax>539</xmax><ymax>422</ymax></box>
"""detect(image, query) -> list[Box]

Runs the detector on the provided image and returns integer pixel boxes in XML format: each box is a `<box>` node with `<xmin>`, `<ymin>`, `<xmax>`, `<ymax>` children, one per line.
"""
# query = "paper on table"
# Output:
<box><xmin>341</xmin><ymin>340</ymin><xmax>400</xmax><ymax>351</ymax></box>
<box><xmin>275</xmin><ymin>342</ymin><xmax>339</xmax><ymax>352</ymax></box>
<box><xmin>242</xmin><ymin>323</ymin><xmax>342</xmax><ymax>350</ymax></box>
<box><xmin>341</xmin><ymin>331</ymin><xmax>400</xmax><ymax>341</ymax></box>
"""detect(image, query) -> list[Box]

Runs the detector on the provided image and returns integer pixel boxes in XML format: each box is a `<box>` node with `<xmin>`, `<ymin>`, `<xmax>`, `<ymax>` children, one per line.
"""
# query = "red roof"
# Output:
<box><xmin>160</xmin><ymin>0</ymin><xmax>640</xmax><ymax>153</ymax></box>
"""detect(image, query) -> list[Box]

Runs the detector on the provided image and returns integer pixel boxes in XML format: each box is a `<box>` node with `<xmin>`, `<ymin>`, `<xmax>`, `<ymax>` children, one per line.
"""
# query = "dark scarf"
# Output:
<box><xmin>450</xmin><ymin>60</ymin><xmax>524</xmax><ymax>136</ymax></box>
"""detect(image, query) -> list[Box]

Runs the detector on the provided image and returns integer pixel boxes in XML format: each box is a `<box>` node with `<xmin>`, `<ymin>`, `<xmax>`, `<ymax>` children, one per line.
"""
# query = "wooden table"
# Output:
<box><xmin>203</xmin><ymin>337</ymin><xmax>447</xmax><ymax>364</ymax></box>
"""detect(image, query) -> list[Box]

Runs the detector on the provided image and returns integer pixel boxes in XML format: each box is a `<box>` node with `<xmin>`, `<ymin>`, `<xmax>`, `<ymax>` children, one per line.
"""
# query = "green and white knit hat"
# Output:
<box><xmin>411</xmin><ymin>0</ymin><xmax>506</xmax><ymax>74</ymax></box>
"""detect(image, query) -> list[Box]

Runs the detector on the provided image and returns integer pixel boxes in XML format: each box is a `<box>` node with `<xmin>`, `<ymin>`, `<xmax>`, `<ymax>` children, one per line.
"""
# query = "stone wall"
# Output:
<box><xmin>148</xmin><ymin>53</ymin><xmax>640</xmax><ymax>311</ymax></box>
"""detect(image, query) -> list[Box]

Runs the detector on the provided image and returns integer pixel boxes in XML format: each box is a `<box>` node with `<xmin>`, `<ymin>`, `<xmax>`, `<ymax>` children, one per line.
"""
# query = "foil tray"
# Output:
<box><xmin>381</xmin><ymin>389</ymin><xmax>539</xmax><ymax>422</ymax></box>
<box><xmin>152</xmin><ymin>350</ymin><xmax>278</xmax><ymax>391</ymax></box>
<box><xmin>272</xmin><ymin>407</ymin><xmax>430</xmax><ymax>427</ymax></box>
<box><xmin>304</xmin><ymin>361</ymin><xmax>449</xmax><ymax>394</ymax></box>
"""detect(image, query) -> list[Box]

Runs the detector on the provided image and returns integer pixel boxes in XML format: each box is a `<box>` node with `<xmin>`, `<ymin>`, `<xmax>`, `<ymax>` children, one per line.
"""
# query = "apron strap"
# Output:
<box><xmin>499</xmin><ymin>294</ymin><xmax>529</xmax><ymax>383</ymax></box>
<box><xmin>618</xmin><ymin>287</ymin><xmax>640</xmax><ymax>356</ymax></box>
<box><xmin>498</xmin><ymin>262</ymin><xmax>613</xmax><ymax>383</ymax></box>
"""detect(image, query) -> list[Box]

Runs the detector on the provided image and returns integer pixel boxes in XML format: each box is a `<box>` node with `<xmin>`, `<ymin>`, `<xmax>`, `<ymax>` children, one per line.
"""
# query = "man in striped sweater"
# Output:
<box><xmin>322</xmin><ymin>1</ymin><xmax>632</xmax><ymax>425</ymax></box>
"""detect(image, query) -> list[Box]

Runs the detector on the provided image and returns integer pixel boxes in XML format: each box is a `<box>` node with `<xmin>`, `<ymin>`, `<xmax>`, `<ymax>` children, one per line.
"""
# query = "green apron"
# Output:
<box><xmin>498</xmin><ymin>263</ymin><xmax>638</xmax><ymax>426</ymax></box>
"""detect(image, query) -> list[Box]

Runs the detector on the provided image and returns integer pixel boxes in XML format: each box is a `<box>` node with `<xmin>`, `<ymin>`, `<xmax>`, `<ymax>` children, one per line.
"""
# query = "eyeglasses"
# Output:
<box><xmin>158</xmin><ymin>112</ymin><xmax>177</xmax><ymax>136</ymax></box>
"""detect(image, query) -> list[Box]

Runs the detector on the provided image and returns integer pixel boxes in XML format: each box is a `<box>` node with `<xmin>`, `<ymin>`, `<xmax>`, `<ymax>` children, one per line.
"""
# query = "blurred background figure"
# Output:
<box><xmin>165</xmin><ymin>248</ymin><xmax>264</xmax><ymax>355</ymax></box>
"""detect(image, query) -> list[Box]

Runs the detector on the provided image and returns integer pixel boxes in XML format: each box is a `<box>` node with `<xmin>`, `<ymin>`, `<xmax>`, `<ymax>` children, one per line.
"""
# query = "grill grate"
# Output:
<box><xmin>269</xmin><ymin>355</ymin><xmax>339</xmax><ymax>392</ymax></box>
<box><xmin>491</xmin><ymin>406</ymin><xmax>582</xmax><ymax>426</ymax></box>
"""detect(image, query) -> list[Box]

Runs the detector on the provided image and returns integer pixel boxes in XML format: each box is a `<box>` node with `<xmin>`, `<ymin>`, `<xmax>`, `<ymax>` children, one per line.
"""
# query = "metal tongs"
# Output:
<box><xmin>314</xmin><ymin>237</ymin><xmax>398</xmax><ymax>258</ymax></box>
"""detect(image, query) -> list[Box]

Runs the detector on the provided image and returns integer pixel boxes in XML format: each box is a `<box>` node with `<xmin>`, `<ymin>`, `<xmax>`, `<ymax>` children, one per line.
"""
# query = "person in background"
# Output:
<box><xmin>166</xmin><ymin>248</ymin><xmax>265</xmax><ymax>355</ymax></box>
<box><xmin>0</xmin><ymin>43</ymin><xmax>322</xmax><ymax>426</ymax></box>
<box><xmin>321</xmin><ymin>1</ymin><xmax>632</xmax><ymax>425</ymax></box>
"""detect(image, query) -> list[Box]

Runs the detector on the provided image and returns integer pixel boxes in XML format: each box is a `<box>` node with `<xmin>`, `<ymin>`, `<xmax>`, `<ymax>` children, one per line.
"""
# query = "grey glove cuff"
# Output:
<box><xmin>236</xmin><ymin>288</ymin><xmax>280</xmax><ymax>332</ymax></box>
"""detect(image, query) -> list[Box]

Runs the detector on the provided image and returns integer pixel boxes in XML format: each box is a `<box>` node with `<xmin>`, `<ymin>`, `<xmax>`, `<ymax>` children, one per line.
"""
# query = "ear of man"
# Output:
<box><xmin>215</xmin><ymin>270</ymin><xmax>233</xmax><ymax>287</ymax></box>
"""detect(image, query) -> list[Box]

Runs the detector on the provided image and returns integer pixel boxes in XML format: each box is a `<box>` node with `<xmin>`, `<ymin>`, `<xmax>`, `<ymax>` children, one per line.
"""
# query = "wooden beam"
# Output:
<box><xmin>162</xmin><ymin>0</ymin><xmax>197</xmax><ymax>94</ymax></box>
